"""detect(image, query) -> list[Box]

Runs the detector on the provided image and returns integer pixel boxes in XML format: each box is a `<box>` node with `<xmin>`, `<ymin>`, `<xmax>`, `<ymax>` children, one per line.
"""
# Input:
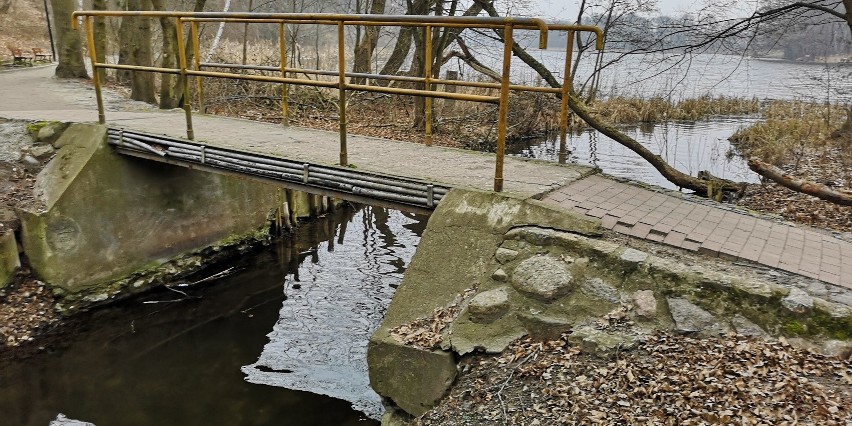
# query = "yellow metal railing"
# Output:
<box><xmin>71</xmin><ymin>11</ymin><xmax>602</xmax><ymax>192</ymax></box>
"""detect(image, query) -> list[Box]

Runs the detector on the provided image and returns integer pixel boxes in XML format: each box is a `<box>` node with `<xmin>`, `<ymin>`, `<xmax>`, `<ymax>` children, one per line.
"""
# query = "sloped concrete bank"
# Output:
<box><xmin>1</xmin><ymin>122</ymin><xmax>336</xmax><ymax>308</ymax></box>
<box><xmin>367</xmin><ymin>189</ymin><xmax>852</xmax><ymax>423</ymax></box>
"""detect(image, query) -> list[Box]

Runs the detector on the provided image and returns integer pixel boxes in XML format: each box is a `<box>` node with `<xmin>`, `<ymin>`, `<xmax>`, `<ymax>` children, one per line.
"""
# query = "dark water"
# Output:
<box><xmin>508</xmin><ymin>117</ymin><xmax>762</xmax><ymax>190</ymax></box>
<box><xmin>0</xmin><ymin>205</ymin><xmax>426</xmax><ymax>426</ymax></box>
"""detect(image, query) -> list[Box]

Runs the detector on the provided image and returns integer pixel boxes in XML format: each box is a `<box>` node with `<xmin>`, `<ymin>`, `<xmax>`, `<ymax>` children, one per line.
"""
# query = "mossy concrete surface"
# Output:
<box><xmin>0</xmin><ymin>230</ymin><xmax>20</xmax><ymax>287</ymax></box>
<box><xmin>368</xmin><ymin>188</ymin><xmax>852</xmax><ymax>421</ymax></box>
<box><xmin>18</xmin><ymin>124</ymin><xmax>283</xmax><ymax>295</ymax></box>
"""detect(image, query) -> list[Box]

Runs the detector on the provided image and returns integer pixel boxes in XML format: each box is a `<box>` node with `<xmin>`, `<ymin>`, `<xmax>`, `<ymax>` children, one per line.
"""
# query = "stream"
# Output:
<box><xmin>0</xmin><ymin>206</ymin><xmax>426</xmax><ymax>425</ymax></box>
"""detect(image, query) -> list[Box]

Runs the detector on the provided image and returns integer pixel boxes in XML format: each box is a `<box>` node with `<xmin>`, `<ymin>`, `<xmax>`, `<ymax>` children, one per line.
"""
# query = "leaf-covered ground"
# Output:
<box><xmin>416</xmin><ymin>333</ymin><xmax>852</xmax><ymax>425</ymax></box>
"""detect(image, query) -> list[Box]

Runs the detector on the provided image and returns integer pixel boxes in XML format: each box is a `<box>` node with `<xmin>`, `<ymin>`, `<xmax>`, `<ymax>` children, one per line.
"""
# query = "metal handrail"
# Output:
<box><xmin>71</xmin><ymin>11</ymin><xmax>603</xmax><ymax>192</ymax></box>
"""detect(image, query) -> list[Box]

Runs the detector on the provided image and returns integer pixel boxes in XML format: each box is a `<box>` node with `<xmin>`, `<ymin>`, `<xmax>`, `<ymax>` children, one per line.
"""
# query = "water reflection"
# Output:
<box><xmin>509</xmin><ymin>117</ymin><xmax>762</xmax><ymax>190</ymax></box>
<box><xmin>243</xmin><ymin>206</ymin><xmax>425</xmax><ymax>420</ymax></box>
<box><xmin>0</xmin><ymin>205</ymin><xmax>426</xmax><ymax>425</ymax></box>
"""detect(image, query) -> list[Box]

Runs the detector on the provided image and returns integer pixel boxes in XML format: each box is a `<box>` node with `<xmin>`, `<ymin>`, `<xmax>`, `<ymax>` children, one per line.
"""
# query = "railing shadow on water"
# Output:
<box><xmin>71</xmin><ymin>11</ymin><xmax>602</xmax><ymax>192</ymax></box>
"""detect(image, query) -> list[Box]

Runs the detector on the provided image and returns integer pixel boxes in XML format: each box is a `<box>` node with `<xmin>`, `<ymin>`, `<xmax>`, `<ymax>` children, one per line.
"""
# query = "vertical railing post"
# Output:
<box><xmin>175</xmin><ymin>17</ymin><xmax>195</xmax><ymax>140</ymax></box>
<box><xmin>337</xmin><ymin>21</ymin><xmax>348</xmax><ymax>166</ymax></box>
<box><xmin>190</xmin><ymin>20</ymin><xmax>204</xmax><ymax>114</ymax></box>
<box><xmin>424</xmin><ymin>25</ymin><xmax>433</xmax><ymax>146</ymax></box>
<box><xmin>279</xmin><ymin>21</ymin><xmax>289</xmax><ymax>126</ymax></box>
<box><xmin>494</xmin><ymin>23</ymin><xmax>513</xmax><ymax>192</ymax></box>
<box><xmin>558</xmin><ymin>30</ymin><xmax>575</xmax><ymax>164</ymax></box>
<box><xmin>83</xmin><ymin>16</ymin><xmax>105</xmax><ymax>124</ymax></box>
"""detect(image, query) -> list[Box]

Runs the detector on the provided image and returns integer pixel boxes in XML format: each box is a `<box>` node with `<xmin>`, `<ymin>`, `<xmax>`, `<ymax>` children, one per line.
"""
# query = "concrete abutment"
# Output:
<box><xmin>11</xmin><ymin>123</ymin><xmax>339</xmax><ymax>303</ymax></box>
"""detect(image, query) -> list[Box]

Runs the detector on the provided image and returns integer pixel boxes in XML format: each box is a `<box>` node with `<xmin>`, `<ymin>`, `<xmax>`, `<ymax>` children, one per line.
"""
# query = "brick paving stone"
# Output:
<box><xmin>631</xmin><ymin>222</ymin><xmax>653</xmax><ymax>239</ymax></box>
<box><xmin>554</xmin><ymin>176</ymin><xmax>852</xmax><ymax>289</ymax></box>
<box><xmin>600</xmin><ymin>214</ymin><xmax>618</xmax><ymax>229</ymax></box>
<box><xmin>663</xmin><ymin>231</ymin><xmax>687</xmax><ymax>247</ymax></box>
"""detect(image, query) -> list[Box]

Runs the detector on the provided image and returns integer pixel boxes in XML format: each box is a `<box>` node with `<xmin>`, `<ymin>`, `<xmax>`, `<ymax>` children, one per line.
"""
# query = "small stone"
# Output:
<box><xmin>468</xmin><ymin>287</ymin><xmax>510</xmax><ymax>323</ymax></box>
<box><xmin>568</xmin><ymin>325</ymin><xmax>641</xmax><ymax>358</ymax></box>
<box><xmin>821</xmin><ymin>340</ymin><xmax>852</xmax><ymax>360</ymax></box>
<box><xmin>806</xmin><ymin>282</ymin><xmax>828</xmax><ymax>298</ymax></box>
<box><xmin>632</xmin><ymin>290</ymin><xmax>657</xmax><ymax>318</ymax></box>
<box><xmin>511</xmin><ymin>255</ymin><xmax>575</xmax><ymax>301</ymax></box>
<box><xmin>619</xmin><ymin>248</ymin><xmax>648</xmax><ymax>264</ymax></box>
<box><xmin>495</xmin><ymin>247</ymin><xmax>519</xmax><ymax>264</ymax></box>
<box><xmin>731</xmin><ymin>315</ymin><xmax>767</xmax><ymax>337</ymax></box>
<box><xmin>491</xmin><ymin>268</ymin><xmax>508</xmax><ymax>282</ymax></box>
<box><xmin>781</xmin><ymin>288</ymin><xmax>813</xmax><ymax>314</ymax></box>
<box><xmin>517</xmin><ymin>312</ymin><xmax>572</xmax><ymax>341</ymax></box>
<box><xmin>667</xmin><ymin>297</ymin><xmax>729</xmax><ymax>336</ymax></box>
<box><xmin>28</xmin><ymin>144</ymin><xmax>55</xmax><ymax>161</ymax></box>
<box><xmin>21</xmin><ymin>154</ymin><xmax>40</xmax><ymax>171</ymax></box>
<box><xmin>50</xmin><ymin>414</ymin><xmax>95</xmax><ymax>426</ymax></box>
<box><xmin>829</xmin><ymin>290</ymin><xmax>852</xmax><ymax>307</ymax></box>
<box><xmin>580</xmin><ymin>278</ymin><xmax>621</xmax><ymax>304</ymax></box>
<box><xmin>590</xmin><ymin>240</ymin><xmax>620</xmax><ymax>255</ymax></box>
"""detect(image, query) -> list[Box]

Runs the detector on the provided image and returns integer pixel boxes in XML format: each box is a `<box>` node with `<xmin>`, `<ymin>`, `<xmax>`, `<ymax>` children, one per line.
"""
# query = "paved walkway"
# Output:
<box><xmin>543</xmin><ymin>175</ymin><xmax>851</xmax><ymax>287</ymax></box>
<box><xmin>2</xmin><ymin>66</ymin><xmax>851</xmax><ymax>289</ymax></box>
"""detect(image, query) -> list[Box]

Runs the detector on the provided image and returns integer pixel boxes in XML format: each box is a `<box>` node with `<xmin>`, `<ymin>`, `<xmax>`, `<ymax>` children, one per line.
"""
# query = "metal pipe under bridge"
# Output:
<box><xmin>72</xmin><ymin>11</ymin><xmax>602</xmax><ymax>196</ymax></box>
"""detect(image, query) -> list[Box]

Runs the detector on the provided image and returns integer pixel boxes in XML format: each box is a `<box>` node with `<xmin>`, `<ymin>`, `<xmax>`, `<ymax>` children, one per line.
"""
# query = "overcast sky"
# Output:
<box><xmin>529</xmin><ymin>0</ymin><xmax>756</xmax><ymax>20</ymax></box>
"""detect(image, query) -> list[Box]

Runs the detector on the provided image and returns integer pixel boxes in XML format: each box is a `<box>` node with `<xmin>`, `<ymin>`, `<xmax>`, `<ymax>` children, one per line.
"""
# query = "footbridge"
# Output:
<box><xmin>2</xmin><ymin>12</ymin><xmax>851</xmax><ymax>287</ymax></box>
<box><xmin>60</xmin><ymin>10</ymin><xmax>602</xmax><ymax>212</ymax></box>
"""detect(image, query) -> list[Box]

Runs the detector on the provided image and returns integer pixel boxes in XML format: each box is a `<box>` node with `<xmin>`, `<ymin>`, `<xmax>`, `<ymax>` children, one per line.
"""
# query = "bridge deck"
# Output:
<box><xmin>2</xmin><ymin>66</ymin><xmax>851</xmax><ymax>289</ymax></box>
<box><xmin>0</xmin><ymin>66</ymin><xmax>590</xmax><ymax>200</ymax></box>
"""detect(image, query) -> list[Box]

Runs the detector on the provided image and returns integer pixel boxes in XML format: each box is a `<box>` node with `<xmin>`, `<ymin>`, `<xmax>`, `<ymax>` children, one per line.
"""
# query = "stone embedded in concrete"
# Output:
<box><xmin>1</xmin><ymin>230</ymin><xmax>21</xmax><ymax>288</ymax></box>
<box><xmin>491</xmin><ymin>268</ymin><xmax>508</xmax><ymax>282</ymax></box>
<box><xmin>28</xmin><ymin>143</ymin><xmax>55</xmax><ymax>161</ymax></box>
<box><xmin>37</xmin><ymin>122</ymin><xmax>68</xmax><ymax>146</ymax></box>
<box><xmin>732</xmin><ymin>279</ymin><xmax>789</xmax><ymax>300</ymax></box>
<box><xmin>495</xmin><ymin>247</ymin><xmax>519</xmax><ymax>264</ymax></box>
<box><xmin>568</xmin><ymin>325</ymin><xmax>641</xmax><ymax>358</ymax></box>
<box><xmin>619</xmin><ymin>248</ymin><xmax>649</xmax><ymax>264</ymax></box>
<box><xmin>667</xmin><ymin>297</ymin><xmax>729</xmax><ymax>336</ymax></box>
<box><xmin>781</xmin><ymin>288</ymin><xmax>814</xmax><ymax>314</ymax></box>
<box><xmin>830</xmin><ymin>291</ymin><xmax>852</xmax><ymax>307</ymax></box>
<box><xmin>589</xmin><ymin>239</ymin><xmax>620</xmax><ymax>256</ymax></box>
<box><xmin>812</xmin><ymin>297</ymin><xmax>852</xmax><ymax>319</ymax></box>
<box><xmin>517</xmin><ymin>311</ymin><xmax>572</xmax><ymax>341</ymax></box>
<box><xmin>368</xmin><ymin>337</ymin><xmax>457</xmax><ymax>417</ymax></box>
<box><xmin>821</xmin><ymin>340</ymin><xmax>852</xmax><ymax>360</ymax></box>
<box><xmin>731</xmin><ymin>315</ymin><xmax>767</xmax><ymax>337</ymax></box>
<box><xmin>447</xmin><ymin>315</ymin><xmax>527</xmax><ymax>355</ymax></box>
<box><xmin>49</xmin><ymin>414</ymin><xmax>94</xmax><ymax>426</ymax></box>
<box><xmin>580</xmin><ymin>278</ymin><xmax>621</xmax><ymax>304</ymax></box>
<box><xmin>633</xmin><ymin>290</ymin><xmax>657</xmax><ymax>318</ymax></box>
<box><xmin>511</xmin><ymin>254</ymin><xmax>575</xmax><ymax>301</ymax></box>
<box><xmin>468</xmin><ymin>287</ymin><xmax>510</xmax><ymax>323</ymax></box>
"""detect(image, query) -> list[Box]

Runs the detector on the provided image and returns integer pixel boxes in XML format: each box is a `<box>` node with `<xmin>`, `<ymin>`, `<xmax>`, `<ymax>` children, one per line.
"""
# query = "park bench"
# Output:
<box><xmin>7</xmin><ymin>46</ymin><xmax>32</xmax><ymax>66</ymax></box>
<box><xmin>32</xmin><ymin>48</ymin><xmax>50</xmax><ymax>62</ymax></box>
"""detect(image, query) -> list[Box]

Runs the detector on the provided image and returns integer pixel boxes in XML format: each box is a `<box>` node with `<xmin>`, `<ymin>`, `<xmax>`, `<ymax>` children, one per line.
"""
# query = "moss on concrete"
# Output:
<box><xmin>0</xmin><ymin>231</ymin><xmax>20</xmax><ymax>287</ymax></box>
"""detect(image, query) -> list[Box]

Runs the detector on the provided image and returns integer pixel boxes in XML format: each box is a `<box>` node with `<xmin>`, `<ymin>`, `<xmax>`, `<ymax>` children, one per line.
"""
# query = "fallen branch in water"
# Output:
<box><xmin>748</xmin><ymin>159</ymin><xmax>852</xmax><ymax>206</ymax></box>
<box><xmin>175</xmin><ymin>267</ymin><xmax>239</xmax><ymax>287</ymax></box>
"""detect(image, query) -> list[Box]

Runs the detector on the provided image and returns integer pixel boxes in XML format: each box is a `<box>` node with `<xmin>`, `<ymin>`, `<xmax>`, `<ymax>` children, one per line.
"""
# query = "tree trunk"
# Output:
<box><xmin>376</xmin><ymin>27</ymin><xmax>413</xmax><ymax>84</ymax></box>
<box><xmin>749</xmin><ymin>159</ymin><xmax>852</xmax><ymax>205</ymax></box>
<box><xmin>151</xmin><ymin>0</ymin><xmax>179</xmax><ymax>109</ymax></box>
<box><xmin>50</xmin><ymin>0</ymin><xmax>88</xmax><ymax>78</ymax></box>
<box><xmin>93</xmin><ymin>0</ymin><xmax>107</xmax><ymax>82</ymax></box>
<box><xmin>351</xmin><ymin>0</ymin><xmax>386</xmax><ymax>84</ymax></box>
<box><xmin>116</xmin><ymin>0</ymin><xmax>132</xmax><ymax>83</ymax></box>
<box><xmin>129</xmin><ymin>0</ymin><xmax>156</xmax><ymax>104</ymax></box>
